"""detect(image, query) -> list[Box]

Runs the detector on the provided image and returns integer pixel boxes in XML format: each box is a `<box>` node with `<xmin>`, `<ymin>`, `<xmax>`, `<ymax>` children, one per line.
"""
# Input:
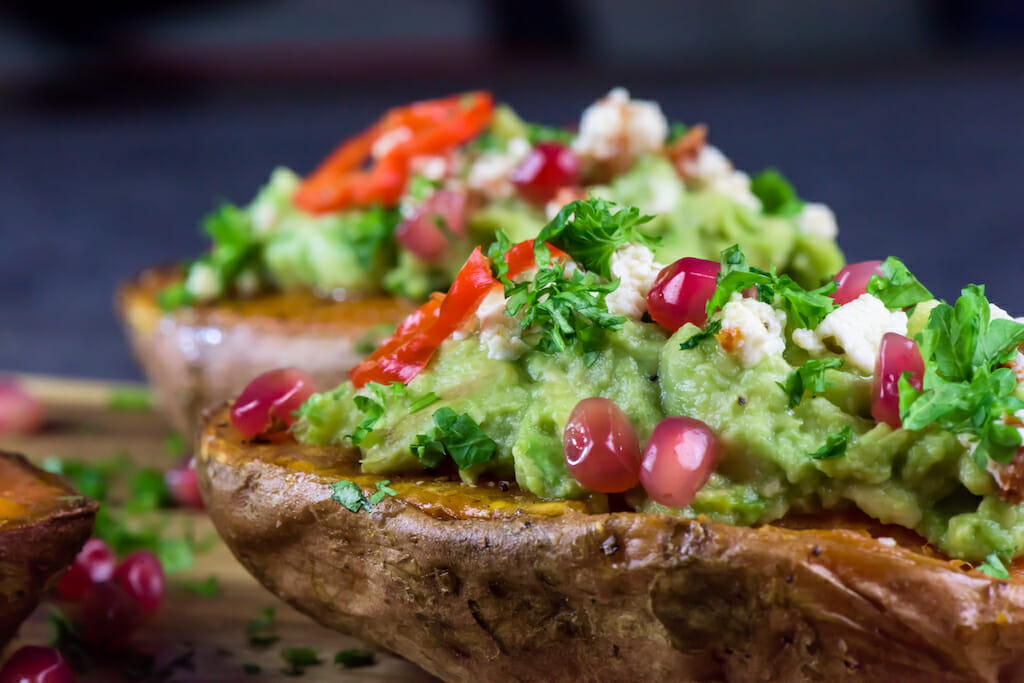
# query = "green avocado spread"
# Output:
<box><xmin>164</xmin><ymin>90</ymin><xmax>843</xmax><ymax>309</ymax></box>
<box><xmin>291</xmin><ymin>199</ymin><xmax>1024</xmax><ymax>566</ymax></box>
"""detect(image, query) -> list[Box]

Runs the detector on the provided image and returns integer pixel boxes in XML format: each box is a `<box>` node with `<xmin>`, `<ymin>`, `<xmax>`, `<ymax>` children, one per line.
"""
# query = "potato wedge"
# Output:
<box><xmin>197</xmin><ymin>407</ymin><xmax>1024</xmax><ymax>683</ymax></box>
<box><xmin>0</xmin><ymin>451</ymin><xmax>97</xmax><ymax>646</ymax></box>
<box><xmin>117</xmin><ymin>269</ymin><xmax>417</xmax><ymax>435</ymax></box>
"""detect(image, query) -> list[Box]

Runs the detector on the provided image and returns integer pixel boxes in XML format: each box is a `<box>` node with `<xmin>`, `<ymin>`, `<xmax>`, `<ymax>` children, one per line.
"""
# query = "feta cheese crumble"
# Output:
<box><xmin>475</xmin><ymin>288</ymin><xmax>529</xmax><ymax>361</ymax></box>
<box><xmin>796</xmin><ymin>202</ymin><xmax>839</xmax><ymax>241</ymax></box>
<box><xmin>792</xmin><ymin>294</ymin><xmax>908</xmax><ymax>375</ymax></box>
<box><xmin>714</xmin><ymin>293</ymin><xmax>787</xmax><ymax>368</ymax></box>
<box><xmin>185</xmin><ymin>262</ymin><xmax>221</xmax><ymax>302</ymax></box>
<box><xmin>572</xmin><ymin>88</ymin><xmax>668</xmax><ymax>165</ymax></box>
<box><xmin>681</xmin><ymin>145</ymin><xmax>761</xmax><ymax>210</ymax></box>
<box><xmin>605</xmin><ymin>244</ymin><xmax>664</xmax><ymax>320</ymax></box>
<box><xmin>466</xmin><ymin>137</ymin><xmax>531</xmax><ymax>199</ymax></box>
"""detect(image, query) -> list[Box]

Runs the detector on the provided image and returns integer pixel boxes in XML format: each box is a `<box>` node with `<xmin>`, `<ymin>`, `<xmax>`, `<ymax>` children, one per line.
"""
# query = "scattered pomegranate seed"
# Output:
<box><xmin>0</xmin><ymin>380</ymin><xmax>44</xmax><ymax>435</ymax></box>
<box><xmin>165</xmin><ymin>457</ymin><xmax>203</xmax><ymax>509</ymax></box>
<box><xmin>0</xmin><ymin>646</ymin><xmax>74</xmax><ymax>683</ymax></box>
<box><xmin>56</xmin><ymin>538</ymin><xmax>116</xmax><ymax>600</ymax></box>
<box><xmin>511</xmin><ymin>142</ymin><xmax>581</xmax><ymax>204</ymax></box>
<box><xmin>80</xmin><ymin>581</ymin><xmax>144</xmax><ymax>649</ymax></box>
<box><xmin>113</xmin><ymin>551</ymin><xmax>165</xmax><ymax>615</ymax></box>
<box><xmin>230</xmin><ymin>368</ymin><xmax>317</xmax><ymax>439</ymax></box>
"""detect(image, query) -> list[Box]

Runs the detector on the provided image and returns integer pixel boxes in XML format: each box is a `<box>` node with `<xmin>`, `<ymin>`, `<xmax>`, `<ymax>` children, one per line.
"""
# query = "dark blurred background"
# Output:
<box><xmin>2</xmin><ymin>0</ymin><xmax>1024</xmax><ymax>380</ymax></box>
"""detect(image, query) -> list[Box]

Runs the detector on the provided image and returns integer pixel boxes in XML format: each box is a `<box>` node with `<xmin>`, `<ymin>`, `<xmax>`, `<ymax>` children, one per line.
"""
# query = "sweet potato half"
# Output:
<box><xmin>197</xmin><ymin>407</ymin><xmax>1024</xmax><ymax>683</ymax></box>
<box><xmin>117</xmin><ymin>269</ymin><xmax>416</xmax><ymax>436</ymax></box>
<box><xmin>0</xmin><ymin>451</ymin><xmax>97</xmax><ymax>646</ymax></box>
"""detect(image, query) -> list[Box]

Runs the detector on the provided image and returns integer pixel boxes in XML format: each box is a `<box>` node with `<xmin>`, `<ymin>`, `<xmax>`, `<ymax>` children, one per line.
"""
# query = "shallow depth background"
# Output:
<box><xmin>2</xmin><ymin>0</ymin><xmax>1024</xmax><ymax>379</ymax></box>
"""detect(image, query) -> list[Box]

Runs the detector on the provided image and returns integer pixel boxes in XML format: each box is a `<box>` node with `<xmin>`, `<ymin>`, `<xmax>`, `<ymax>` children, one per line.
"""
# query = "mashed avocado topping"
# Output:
<box><xmin>163</xmin><ymin>89</ymin><xmax>843</xmax><ymax>309</ymax></box>
<box><xmin>290</xmin><ymin>198</ymin><xmax>1024</xmax><ymax>564</ymax></box>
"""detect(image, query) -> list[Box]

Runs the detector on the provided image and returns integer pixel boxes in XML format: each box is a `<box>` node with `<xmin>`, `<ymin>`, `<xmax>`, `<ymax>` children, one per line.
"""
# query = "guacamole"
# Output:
<box><xmin>290</xmin><ymin>200</ymin><xmax>1024</xmax><ymax>565</ymax></box>
<box><xmin>166</xmin><ymin>89</ymin><xmax>843</xmax><ymax>308</ymax></box>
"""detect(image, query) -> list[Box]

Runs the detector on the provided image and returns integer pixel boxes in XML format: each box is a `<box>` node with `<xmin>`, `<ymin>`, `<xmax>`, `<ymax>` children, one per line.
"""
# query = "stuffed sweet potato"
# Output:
<box><xmin>0</xmin><ymin>451</ymin><xmax>97</xmax><ymax>646</ymax></box>
<box><xmin>121</xmin><ymin>89</ymin><xmax>843</xmax><ymax>435</ymax></box>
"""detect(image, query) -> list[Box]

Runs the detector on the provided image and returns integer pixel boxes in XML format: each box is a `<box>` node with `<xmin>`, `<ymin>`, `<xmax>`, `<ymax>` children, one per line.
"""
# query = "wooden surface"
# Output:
<box><xmin>0</xmin><ymin>374</ymin><xmax>437</xmax><ymax>682</ymax></box>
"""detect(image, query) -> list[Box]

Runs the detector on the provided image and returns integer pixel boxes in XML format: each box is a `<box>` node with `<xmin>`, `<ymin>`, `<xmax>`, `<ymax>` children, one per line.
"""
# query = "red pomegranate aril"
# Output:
<box><xmin>56</xmin><ymin>538</ymin><xmax>117</xmax><ymax>600</ymax></box>
<box><xmin>80</xmin><ymin>581</ymin><xmax>144</xmax><ymax>648</ymax></box>
<box><xmin>646</xmin><ymin>258</ymin><xmax>721</xmax><ymax>332</ymax></box>
<box><xmin>511</xmin><ymin>142</ymin><xmax>581</xmax><ymax>204</ymax></box>
<box><xmin>563</xmin><ymin>397</ymin><xmax>643</xmax><ymax>493</ymax></box>
<box><xmin>113</xmin><ymin>550</ymin><xmax>165</xmax><ymax>615</ymax></box>
<box><xmin>0</xmin><ymin>646</ymin><xmax>75</xmax><ymax>683</ymax></box>
<box><xmin>0</xmin><ymin>379</ymin><xmax>44</xmax><ymax>436</ymax></box>
<box><xmin>395</xmin><ymin>189</ymin><xmax>468</xmax><ymax>262</ymax></box>
<box><xmin>165</xmin><ymin>456</ymin><xmax>203</xmax><ymax>509</ymax></box>
<box><xmin>832</xmin><ymin>260</ymin><xmax>883</xmax><ymax>306</ymax></box>
<box><xmin>230</xmin><ymin>368</ymin><xmax>317</xmax><ymax>439</ymax></box>
<box><xmin>871</xmin><ymin>333</ymin><xmax>924</xmax><ymax>429</ymax></box>
<box><xmin>640</xmin><ymin>416</ymin><xmax>721</xmax><ymax>508</ymax></box>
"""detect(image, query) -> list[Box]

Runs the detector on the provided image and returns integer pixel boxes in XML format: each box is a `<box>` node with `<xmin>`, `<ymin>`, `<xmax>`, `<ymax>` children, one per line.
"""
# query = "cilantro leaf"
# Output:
<box><xmin>108</xmin><ymin>387</ymin><xmax>153</xmax><ymax>412</ymax></box>
<box><xmin>525</xmin><ymin>122</ymin><xmax>574</xmax><ymax>145</ymax></box>
<box><xmin>411</xmin><ymin>408</ymin><xmax>498</xmax><ymax>470</ymax></box>
<box><xmin>178</xmin><ymin>575</ymin><xmax>221</xmax><ymax>597</ymax></box>
<box><xmin>335</xmin><ymin>648</ymin><xmax>376</xmax><ymax>668</ymax></box>
<box><xmin>408</xmin><ymin>392</ymin><xmax>441</xmax><ymax>413</ymax></box>
<box><xmin>777</xmin><ymin>358</ymin><xmax>844</xmax><ymax>408</ymax></box>
<box><xmin>348</xmin><ymin>396</ymin><xmax>384</xmax><ymax>445</ymax></box>
<box><xmin>246</xmin><ymin>607</ymin><xmax>280</xmax><ymax>648</ymax></box>
<box><xmin>679</xmin><ymin>320</ymin><xmax>722</xmax><ymax>350</ymax></box>
<box><xmin>368</xmin><ymin>479</ymin><xmax>397</xmax><ymax>505</ymax></box>
<box><xmin>349</xmin><ymin>206</ymin><xmax>401</xmax><ymax>267</ymax></box>
<box><xmin>534</xmin><ymin>197</ymin><xmax>659</xmax><ymax>279</ymax></box>
<box><xmin>281</xmin><ymin>647</ymin><xmax>322</xmax><ymax>676</ymax></box>
<box><xmin>865</xmin><ymin>256</ymin><xmax>933</xmax><ymax>309</ymax></box>
<box><xmin>330</xmin><ymin>480</ymin><xmax>370</xmax><ymax>513</ymax></box>
<box><xmin>158</xmin><ymin>281</ymin><xmax>193</xmax><ymax>311</ymax></box>
<box><xmin>750</xmin><ymin>168</ymin><xmax>803</xmax><ymax>216</ymax></box>
<box><xmin>810</xmin><ymin>426</ymin><xmax>853</xmax><ymax>460</ymax></box>
<box><xmin>977</xmin><ymin>551</ymin><xmax>1011</xmax><ymax>579</ymax></box>
<box><xmin>410</xmin><ymin>432</ymin><xmax>448</xmax><ymax>468</ymax></box>
<box><xmin>667</xmin><ymin>122</ymin><xmax>689</xmax><ymax>144</ymax></box>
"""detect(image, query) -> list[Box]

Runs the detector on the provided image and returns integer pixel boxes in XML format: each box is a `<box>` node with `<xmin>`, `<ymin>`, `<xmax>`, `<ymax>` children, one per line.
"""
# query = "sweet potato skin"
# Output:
<box><xmin>197</xmin><ymin>408</ymin><xmax>1024</xmax><ymax>683</ymax></box>
<box><xmin>117</xmin><ymin>269</ymin><xmax>416</xmax><ymax>436</ymax></box>
<box><xmin>0</xmin><ymin>451</ymin><xmax>97</xmax><ymax>646</ymax></box>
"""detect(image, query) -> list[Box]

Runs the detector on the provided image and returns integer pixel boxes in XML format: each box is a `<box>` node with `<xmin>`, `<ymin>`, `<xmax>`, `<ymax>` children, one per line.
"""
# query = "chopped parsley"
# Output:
<box><xmin>525</xmin><ymin>122</ymin><xmax>575</xmax><ymax>145</ymax></box>
<box><xmin>330</xmin><ymin>479</ymin><xmax>396</xmax><ymax>512</ymax></box>
<box><xmin>750</xmin><ymin>168</ymin><xmax>803</xmax><ymax>217</ymax></box>
<box><xmin>347</xmin><ymin>382</ymin><xmax>420</xmax><ymax>445</ymax></box>
<box><xmin>977</xmin><ymin>550</ymin><xmax>1012</xmax><ymax>579</ymax></box>
<box><xmin>778</xmin><ymin>358</ymin><xmax>844</xmax><ymax>408</ymax></box>
<box><xmin>335</xmin><ymin>648</ymin><xmax>376</xmax><ymax>668</ymax></box>
<box><xmin>157</xmin><ymin>280</ymin><xmax>193</xmax><ymax>311</ymax></box>
<box><xmin>246</xmin><ymin>607</ymin><xmax>280</xmax><ymax>648</ymax></box>
<box><xmin>534</xmin><ymin>197</ymin><xmax>659</xmax><ymax>279</ymax></box>
<box><xmin>667</xmin><ymin>121</ymin><xmax>689</xmax><ymax>144</ymax></box>
<box><xmin>408</xmin><ymin>392</ymin><xmax>441</xmax><ymax>413</ymax></box>
<box><xmin>411</xmin><ymin>407</ymin><xmax>498</xmax><ymax>470</ymax></box>
<box><xmin>281</xmin><ymin>647</ymin><xmax>322</xmax><ymax>676</ymax></box>
<box><xmin>866</xmin><ymin>257</ymin><xmax>933</xmax><ymax>309</ymax></box>
<box><xmin>348</xmin><ymin>396</ymin><xmax>384</xmax><ymax>446</ymax></box>
<box><xmin>178</xmin><ymin>575</ymin><xmax>221</xmax><ymax>597</ymax></box>
<box><xmin>368</xmin><ymin>480</ymin><xmax>397</xmax><ymax>505</ymax></box>
<box><xmin>706</xmin><ymin>245</ymin><xmax>837</xmax><ymax>329</ymax></box>
<box><xmin>810</xmin><ymin>426</ymin><xmax>853</xmax><ymax>460</ymax></box>
<box><xmin>108</xmin><ymin>386</ymin><xmax>153</xmax><ymax>412</ymax></box>
<box><xmin>900</xmin><ymin>285</ymin><xmax>1024</xmax><ymax>466</ymax></box>
<box><xmin>678</xmin><ymin>320</ymin><xmax>722</xmax><ymax>350</ymax></box>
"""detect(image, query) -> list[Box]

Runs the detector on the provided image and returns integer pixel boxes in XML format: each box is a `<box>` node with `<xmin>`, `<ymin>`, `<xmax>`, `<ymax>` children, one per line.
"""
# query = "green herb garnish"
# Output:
<box><xmin>667</xmin><ymin>122</ymin><xmax>689</xmax><ymax>144</ymax></box>
<box><xmin>678</xmin><ymin>320</ymin><xmax>722</xmax><ymax>351</ymax></box>
<box><xmin>178</xmin><ymin>575</ymin><xmax>221</xmax><ymax>597</ymax></box>
<box><xmin>164</xmin><ymin>430</ymin><xmax>187</xmax><ymax>458</ymax></box>
<box><xmin>411</xmin><ymin>407</ymin><xmax>498</xmax><ymax>470</ymax></box>
<box><xmin>330</xmin><ymin>480</ymin><xmax>370</xmax><ymax>513</ymax></box>
<box><xmin>810</xmin><ymin>426</ymin><xmax>853</xmax><ymax>460</ymax></box>
<box><xmin>525</xmin><ymin>122</ymin><xmax>575</xmax><ymax>145</ymax></box>
<box><xmin>368</xmin><ymin>480</ymin><xmax>397</xmax><ymax>505</ymax></box>
<box><xmin>408</xmin><ymin>392</ymin><xmax>441</xmax><ymax>413</ymax></box>
<box><xmin>977</xmin><ymin>550</ymin><xmax>1012</xmax><ymax>579</ymax></box>
<box><xmin>157</xmin><ymin>281</ymin><xmax>193</xmax><ymax>311</ymax></box>
<box><xmin>281</xmin><ymin>648</ymin><xmax>322</xmax><ymax>676</ymax></box>
<box><xmin>348</xmin><ymin>396</ymin><xmax>384</xmax><ymax>446</ymax></box>
<box><xmin>108</xmin><ymin>386</ymin><xmax>153</xmax><ymax>412</ymax></box>
<box><xmin>335</xmin><ymin>648</ymin><xmax>376</xmax><ymax>668</ymax></box>
<box><xmin>866</xmin><ymin>256</ymin><xmax>933</xmax><ymax>309</ymax></box>
<box><xmin>246</xmin><ymin>607</ymin><xmax>280</xmax><ymax>648</ymax></box>
<box><xmin>778</xmin><ymin>358</ymin><xmax>844</xmax><ymax>408</ymax></box>
<box><xmin>750</xmin><ymin>168</ymin><xmax>803</xmax><ymax>216</ymax></box>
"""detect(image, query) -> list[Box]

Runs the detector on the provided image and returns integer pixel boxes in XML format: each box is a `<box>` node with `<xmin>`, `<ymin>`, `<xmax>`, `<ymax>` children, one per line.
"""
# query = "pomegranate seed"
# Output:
<box><xmin>0</xmin><ymin>379</ymin><xmax>44</xmax><ymax>435</ymax></box>
<box><xmin>394</xmin><ymin>189</ymin><xmax>467</xmax><ymax>262</ymax></box>
<box><xmin>563</xmin><ymin>398</ymin><xmax>643</xmax><ymax>493</ymax></box>
<box><xmin>80</xmin><ymin>581</ymin><xmax>144</xmax><ymax>649</ymax></box>
<box><xmin>646</xmin><ymin>258</ymin><xmax>721</xmax><ymax>332</ymax></box>
<box><xmin>640</xmin><ymin>416</ymin><xmax>721</xmax><ymax>508</ymax></box>
<box><xmin>0</xmin><ymin>646</ymin><xmax>74</xmax><ymax>683</ymax></box>
<box><xmin>871</xmin><ymin>333</ymin><xmax>924</xmax><ymax>429</ymax></box>
<box><xmin>511</xmin><ymin>143</ymin><xmax>581</xmax><ymax>204</ymax></box>
<box><xmin>165</xmin><ymin>457</ymin><xmax>203</xmax><ymax>509</ymax></box>
<box><xmin>832</xmin><ymin>260</ymin><xmax>883</xmax><ymax>306</ymax></box>
<box><xmin>56</xmin><ymin>538</ymin><xmax>116</xmax><ymax>600</ymax></box>
<box><xmin>230</xmin><ymin>368</ymin><xmax>317</xmax><ymax>439</ymax></box>
<box><xmin>113</xmin><ymin>551</ymin><xmax>165</xmax><ymax>615</ymax></box>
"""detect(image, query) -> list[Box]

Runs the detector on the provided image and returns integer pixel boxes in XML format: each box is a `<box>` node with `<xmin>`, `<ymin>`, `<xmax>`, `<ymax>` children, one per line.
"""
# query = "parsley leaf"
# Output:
<box><xmin>108</xmin><ymin>386</ymin><xmax>153</xmax><ymax>412</ymax></box>
<box><xmin>335</xmin><ymin>648</ymin><xmax>376</xmax><ymax>668</ymax></box>
<box><xmin>411</xmin><ymin>407</ymin><xmax>498</xmax><ymax>470</ymax></box>
<box><xmin>679</xmin><ymin>320</ymin><xmax>723</xmax><ymax>350</ymax></box>
<box><xmin>750</xmin><ymin>168</ymin><xmax>803</xmax><ymax>216</ymax></box>
<box><xmin>281</xmin><ymin>647</ymin><xmax>322</xmax><ymax>676</ymax></box>
<box><xmin>977</xmin><ymin>550</ymin><xmax>1012</xmax><ymax>579</ymax></box>
<box><xmin>534</xmin><ymin>197</ymin><xmax>659</xmax><ymax>279</ymax></box>
<box><xmin>368</xmin><ymin>479</ymin><xmax>397</xmax><ymax>505</ymax></box>
<box><xmin>667</xmin><ymin>122</ymin><xmax>689</xmax><ymax>144</ymax></box>
<box><xmin>178</xmin><ymin>575</ymin><xmax>221</xmax><ymax>597</ymax></box>
<box><xmin>330</xmin><ymin>480</ymin><xmax>370</xmax><ymax>513</ymax></box>
<box><xmin>525</xmin><ymin>122</ymin><xmax>575</xmax><ymax>145</ymax></box>
<box><xmin>778</xmin><ymin>358</ymin><xmax>844</xmax><ymax>408</ymax></box>
<box><xmin>246</xmin><ymin>607</ymin><xmax>280</xmax><ymax>648</ymax></box>
<box><xmin>157</xmin><ymin>281</ymin><xmax>193</xmax><ymax>311</ymax></box>
<box><xmin>865</xmin><ymin>256</ymin><xmax>933</xmax><ymax>309</ymax></box>
<box><xmin>810</xmin><ymin>426</ymin><xmax>853</xmax><ymax>460</ymax></box>
<box><xmin>408</xmin><ymin>392</ymin><xmax>441</xmax><ymax>413</ymax></box>
<box><xmin>347</xmin><ymin>396</ymin><xmax>384</xmax><ymax>446</ymax></box>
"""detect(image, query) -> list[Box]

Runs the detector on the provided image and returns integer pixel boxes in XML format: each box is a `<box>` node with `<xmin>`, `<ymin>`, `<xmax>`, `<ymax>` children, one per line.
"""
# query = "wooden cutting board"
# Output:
<box><xmin>0</xmin><ymin>374</ymin><xmax>437</xmax><ymax>682</ymax></box>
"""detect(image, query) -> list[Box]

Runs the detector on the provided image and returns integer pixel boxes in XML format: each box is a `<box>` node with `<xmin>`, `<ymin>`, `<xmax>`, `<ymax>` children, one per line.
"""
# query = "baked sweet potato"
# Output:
<box><xmin>197</xmin><ymin>407</ymin><xmax>1024</xmax><ymax>683</ymax></box>
<box><xmin>0</xmin><ymin>451</ymin><xmax>97</xmax><ymax>646</ymax></box>
<box><xmin>117</xmin><ymin>268</ymin><xmax>416</xmax><ymax>436</ymax></box>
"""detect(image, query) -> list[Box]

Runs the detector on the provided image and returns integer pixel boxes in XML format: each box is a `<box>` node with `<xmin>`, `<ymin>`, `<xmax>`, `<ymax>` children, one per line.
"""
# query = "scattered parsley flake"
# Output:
<box><xmin>246</xmin><ymin>607</ymin><xmax>280</xmax><ymax>648</ymax></box>
<box><xmin>408</xmin><ymin>392</ymin><xmax>441</xmax><ymax>413</ymax></box>
<box><xmin>750</xmin><ymin>168</ymin><xmax>803</xmax><ymax>216</ymax></box>
<box><xmin>679</xmin><ymin>320</ymin><xmax>723</xmax><ymax>351</ymax></box>
<box><xmin>411</xmin><ymin>407</ymin><xmax>498</xmax><ymax>470</ymax></box>
<box><xmin>525</xmin><ymin>122</ymin><xmax>575</xmax><ymax>145</ymax></box>
<box><xmin>368</xmin><ymin>480</ymin><xmax>397</xmax><ymax>505</ymax></box>
<box><xmin>778</xmin><ymin>358</ymin><xmax>844</xmax><ymax>408</ymax></box>
<box><xmin>977</xmin><ymin>550</ymin><xmax>1012</xmax><ymax>579</ymax></box>
<box><xmin>667</xmin><ymin>121</ymin><xmax>689</xmax><ymax>144</ymax></box>
<box><xmin>108</xmin><ymin>386</ymin><xmax>153</xmax><ymax>412</ymax></box>
<box><xmin>281</xmin><ymin>647</ymin><xmax>322</xmax><ymax>676</ymax></box>
<box><xmin>335</xmin><ymin>648</ymin><xmax>376</xmax><ymax>668</ymax></box>
<box><xmin>330</xmin><ymin>480</ymin><xmax>370</xmax><ymax>513</ymax></box>
<box><xmin>866</xmin><ymin>257</ymin><xmax>933</xmax><ymax>309</ymax></box>
<box><xmin>810</xmin><ymin>426</ymin><xmax>853</xmax><ymax>460</ymax></box>
<box><xmin>157</xmin><ymin>281</ymin><xmax>193</xmax><ymax>311</ymax></box>
<box><xmin>178</xmin><ymin>575</ymin><xmax>221</xmax><ymax>597</ymax></box>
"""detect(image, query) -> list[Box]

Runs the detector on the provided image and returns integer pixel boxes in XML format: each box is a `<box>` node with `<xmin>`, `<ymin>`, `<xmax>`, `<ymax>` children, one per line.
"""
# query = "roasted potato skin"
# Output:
<box><xmin>197</xmin><ymin>408</ymin><xmax>1024</xmax><ymax>683</ymax></box>
<box><xmin>1</xmin><ymin>451</ymin><xmax>97</xmax><ymax>646</ymax></box>
<box><xmin>117</xmin><ymin>269</ymin><xmax>416</xmax><ymax>436</ymax></box>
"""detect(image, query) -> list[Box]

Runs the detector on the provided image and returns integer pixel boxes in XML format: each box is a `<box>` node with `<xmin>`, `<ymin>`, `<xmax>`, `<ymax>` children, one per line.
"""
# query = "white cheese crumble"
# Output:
<box><xmin>475</xmin><ymin>288</ymin><xmax>529</xmax><ymax>361</ymax></box>
<box><xmin>184</xmin><ymin>262</ymin><xmax>221</xmax><ymax>302</ymax></box>
<box><xmin>410</xmin><ymin>155</ymin><xmax>448</xmax><ymax>182</ymax></box>
<box><xmin>681</xmin><ymin>144</ymin><xmax>761</xmax><ymax>210</ymax></box>
<box><xmin>605</xmin><ymin>244</ymin><xmax>664</xmax><ymax>320</ymax></box>
<box><xmin>876</xmin><ymin>537</ymin><xmax>897</xmax><ymax>547</ymax></box>
<box><xmin>714</xmin><ymin>293</ymin><xmax>787</xmax><ymax>368</ymax></box>
<box><xmin>792</xmin><ymin>294</ymin><xmax>908</xmax><ymax>375</ymax></box>
<box><xmin>467</xmin><ymin>137</ymin><xmax>531</xmax><ymax>200</ymax></box>
<box><xmin>796</xmin><ymin>202</ymin><xmax>839</xmax><ymax>240</ymax></box>
<box><xmin>571</xmin><ymin>88</ymin><xmax>668</xmax><ymax>164</ymax></box>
